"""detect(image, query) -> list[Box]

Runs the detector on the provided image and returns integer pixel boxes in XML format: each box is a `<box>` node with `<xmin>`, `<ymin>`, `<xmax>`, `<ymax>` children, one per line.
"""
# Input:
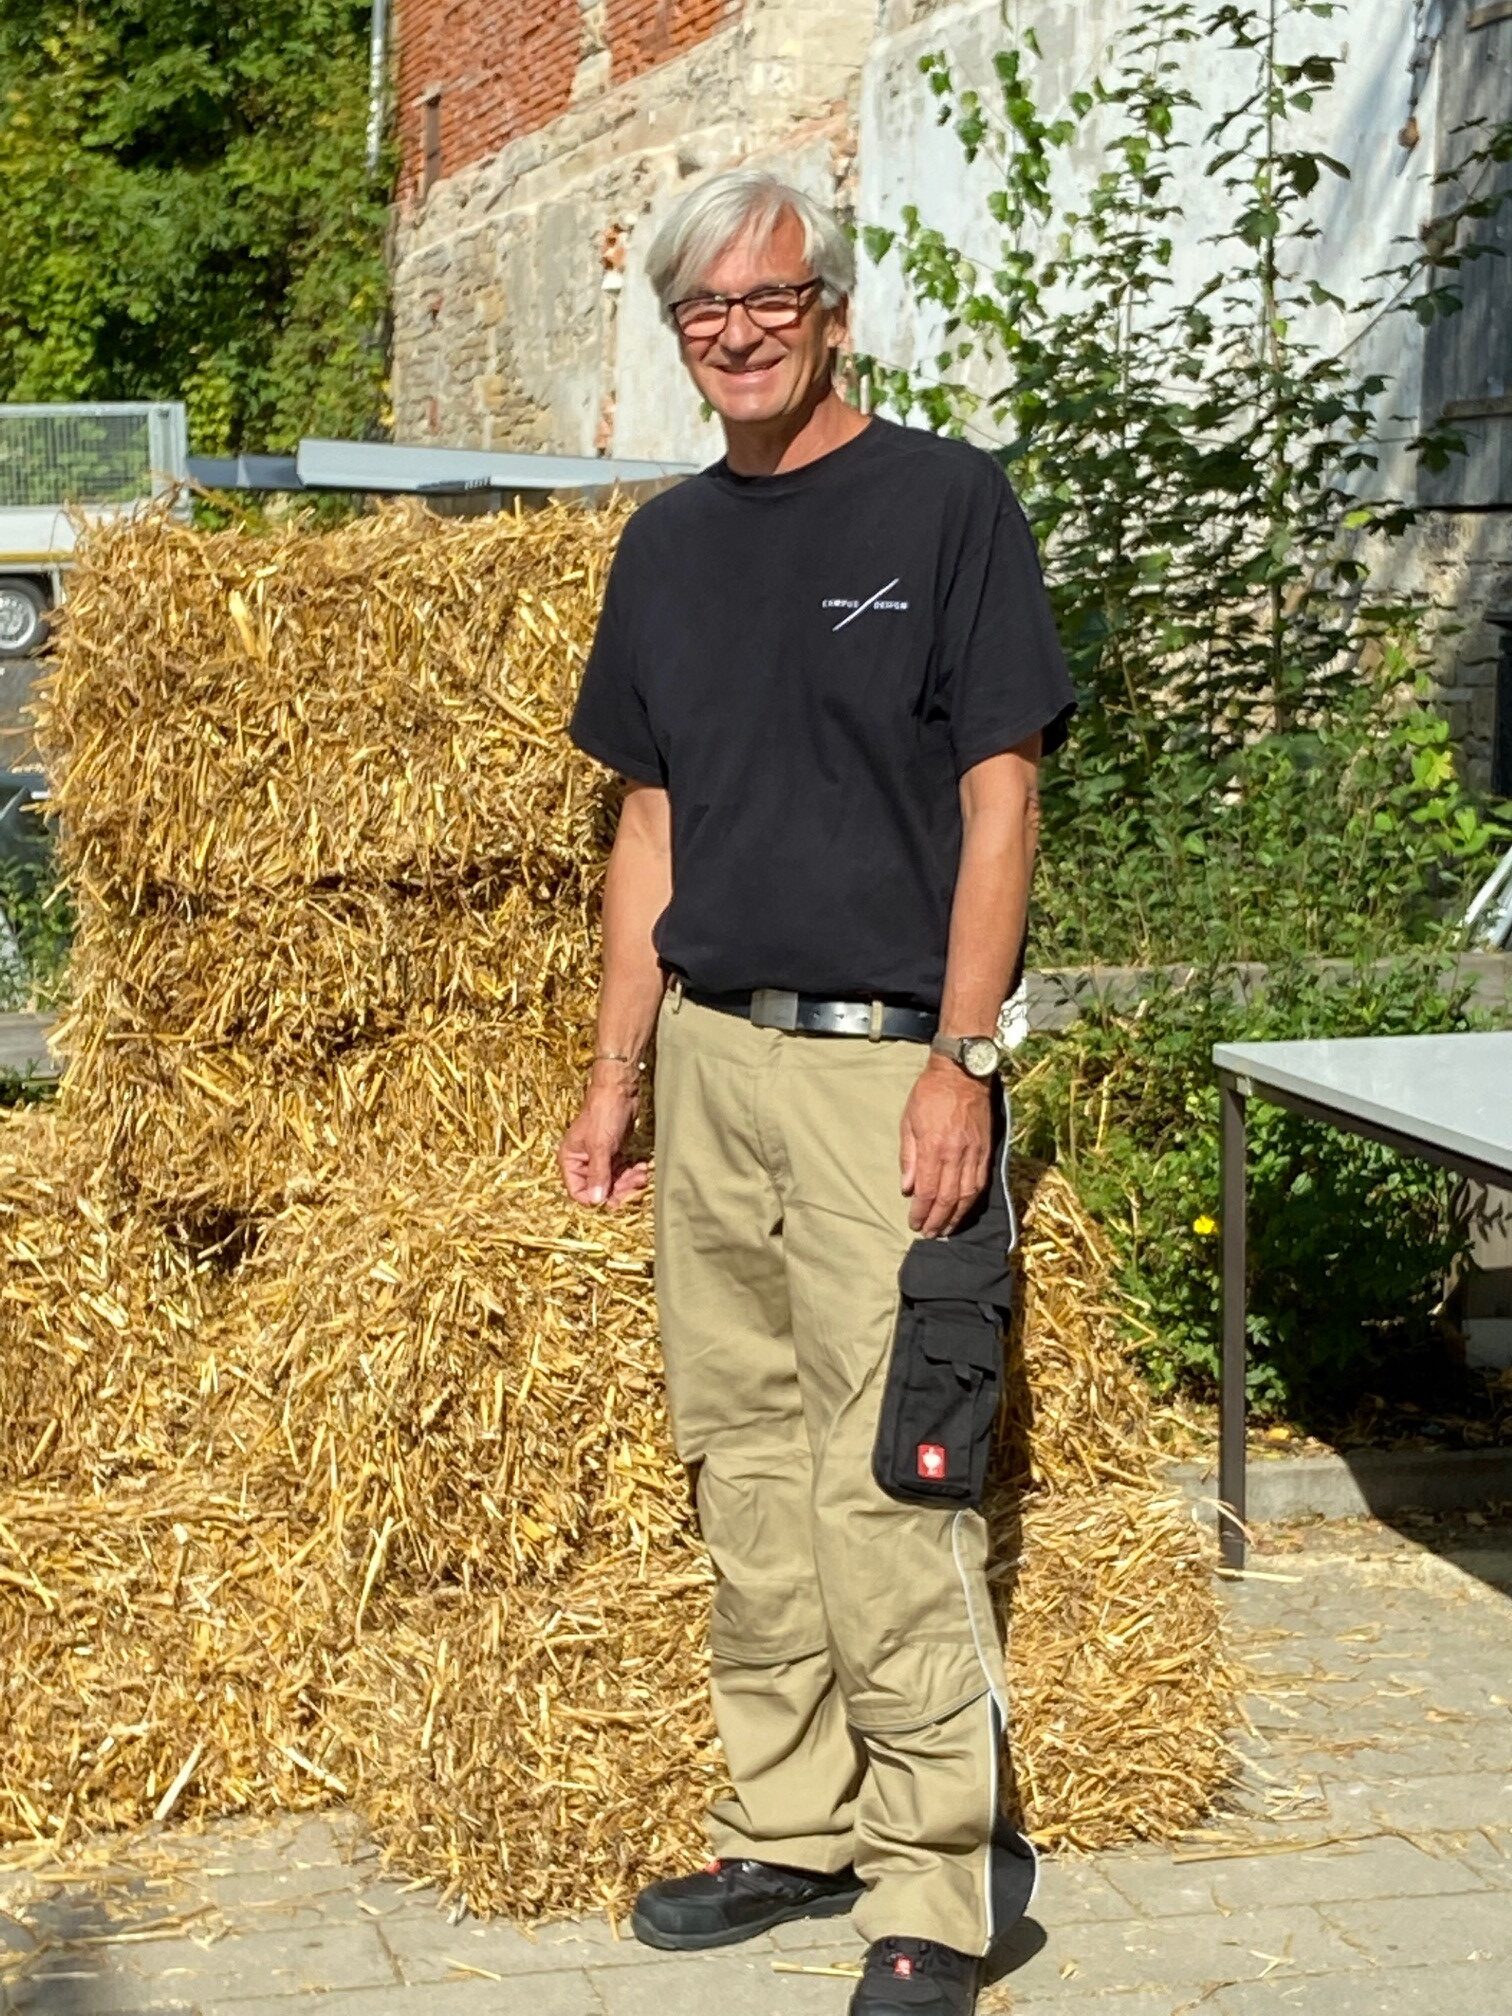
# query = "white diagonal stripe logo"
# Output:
<box><xmin>831</xmin><ymin>577</ymin><xmax>901</xmax><ymax>631</ymax></box>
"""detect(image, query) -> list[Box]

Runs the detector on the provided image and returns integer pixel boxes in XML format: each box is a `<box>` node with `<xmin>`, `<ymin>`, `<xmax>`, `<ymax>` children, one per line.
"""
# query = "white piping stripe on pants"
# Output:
<box><xmin>952</xmin><ymin>1507</ymin><xmax>1009</xmax><ymax>1949</ymax></box>
<box><xmin>946</xmin><ymin>1094</ymin><xmax>1039</xmax><ymax>1949</ymax></box>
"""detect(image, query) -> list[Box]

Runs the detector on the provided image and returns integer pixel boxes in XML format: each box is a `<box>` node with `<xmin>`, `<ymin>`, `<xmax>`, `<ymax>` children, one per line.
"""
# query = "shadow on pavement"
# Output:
<box><xmin>1</xmin><ymin>1874</ymin><xmax>195</xmax><ymax>2016</ymax></box>
<box><xmin>983</xmin><ymin>1912</ymin><xmax>1048</xmax><ymax>1986</ymax></box>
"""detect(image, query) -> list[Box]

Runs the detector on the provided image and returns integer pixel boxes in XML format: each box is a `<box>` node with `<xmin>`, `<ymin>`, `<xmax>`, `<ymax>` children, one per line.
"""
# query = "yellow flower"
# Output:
<box><xmin>1192</xmin><ymin>1214</ymin><xmax>1218</xmax><ymax>1237</ymax></box>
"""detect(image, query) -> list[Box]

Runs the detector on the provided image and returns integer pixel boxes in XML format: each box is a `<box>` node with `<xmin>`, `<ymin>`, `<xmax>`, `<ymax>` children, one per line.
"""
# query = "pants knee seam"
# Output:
<box><xmin>710</xmin><ymin>1638</ymin><xmax>831</xmax><ymax>1669</ymax></box>
<box><xmin>846</xmin><ymin>1679</ymin><xmax>991</xmax><ymax>1739</ymax></box>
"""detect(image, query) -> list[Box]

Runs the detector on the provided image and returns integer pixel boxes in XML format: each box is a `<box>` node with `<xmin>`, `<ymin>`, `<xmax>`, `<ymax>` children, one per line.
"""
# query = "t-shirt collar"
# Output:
<box><xmin>704</xmin><ymin>415</ymin><xmax>888</xmax><ymax>498</ymax></box>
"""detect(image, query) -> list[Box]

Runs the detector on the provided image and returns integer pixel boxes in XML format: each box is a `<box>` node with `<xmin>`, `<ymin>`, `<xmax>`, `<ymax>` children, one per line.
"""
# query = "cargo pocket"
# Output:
<box><xmin>871</xmin><ymin>1236</ymin><xmax>1011</xmax><ymax>1510</ymax></box>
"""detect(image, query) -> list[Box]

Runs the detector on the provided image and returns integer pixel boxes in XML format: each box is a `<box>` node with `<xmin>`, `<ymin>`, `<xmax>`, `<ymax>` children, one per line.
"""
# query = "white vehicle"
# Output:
<box><xmin>0</xmin><ymin>401</ymin><xmax>189</xmax><ymax>658</ymax></box>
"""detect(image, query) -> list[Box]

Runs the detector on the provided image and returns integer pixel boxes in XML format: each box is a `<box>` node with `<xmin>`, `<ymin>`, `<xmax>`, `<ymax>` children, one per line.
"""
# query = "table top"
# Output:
<box><xmin>1213</xmin><ymin>1031</ymin><xmax>1512</xmax><ymax>1176</ymax></box>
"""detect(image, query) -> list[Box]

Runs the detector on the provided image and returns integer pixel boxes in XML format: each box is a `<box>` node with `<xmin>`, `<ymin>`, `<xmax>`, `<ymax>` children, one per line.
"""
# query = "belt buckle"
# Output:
<box><xmin>750</xmin><ymin>987</ymin><xmax>800</xmax><ymax>1031</ymax></box>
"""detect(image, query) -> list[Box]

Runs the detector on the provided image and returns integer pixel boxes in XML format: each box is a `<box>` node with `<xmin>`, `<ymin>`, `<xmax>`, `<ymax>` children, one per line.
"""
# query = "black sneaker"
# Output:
<box><xmin>849</xmin><ymin>1938</ymin><xmax>982</xmax><ymax>2014</ymax></box>
<box><xmin>629</xmin><ymin>1856</ymin><xmax>862</xmax><ymax>1951</ymax></box>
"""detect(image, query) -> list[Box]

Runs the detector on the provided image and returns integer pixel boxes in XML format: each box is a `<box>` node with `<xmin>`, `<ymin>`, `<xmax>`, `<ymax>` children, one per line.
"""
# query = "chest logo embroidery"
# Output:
<box><xmin>821</xmin><ymin>577</ymin><xmax>910</xmax><ymax>630</ymax></box>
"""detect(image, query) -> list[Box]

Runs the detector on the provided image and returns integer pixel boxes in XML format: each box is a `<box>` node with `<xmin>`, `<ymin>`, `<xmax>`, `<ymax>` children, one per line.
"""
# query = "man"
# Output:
<box><xmin>557</xmin><ymin>168</ymin><xmax>1075</xmax><ymax>2016</ymax></box>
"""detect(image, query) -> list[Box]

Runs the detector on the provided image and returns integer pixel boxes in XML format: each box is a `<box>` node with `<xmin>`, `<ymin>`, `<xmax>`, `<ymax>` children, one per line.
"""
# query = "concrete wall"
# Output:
<box><xmin>855</xmin><ymin>0</ymin><xmax>1434</xmax><ymax>504</ymax></box>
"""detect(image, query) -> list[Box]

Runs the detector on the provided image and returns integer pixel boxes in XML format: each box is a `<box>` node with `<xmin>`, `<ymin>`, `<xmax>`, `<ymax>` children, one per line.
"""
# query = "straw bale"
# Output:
<box><xmin>62</xmin><ymin>879</ymin><xmax>603</xmax><ymax>1060</ymax></box>
<box><xmin>0</xmin><ymin>1138</ymin><xmax>676</xmax><ymax>1585</ymax></box>
<box><xmin>56</xmin><ymin>1016</ymin><xmax>594</xmax><ymax>1218</ymax></box>
<box><xmin>1003</xmin><ymin>1164</ymin><xmax>1165</xmax><ymax>1495</ymax></box>
<box><xmin>1003</xmin><ymin>1484</ymin><xmax>1239</xmax><ymax>1852</ymax></box>
<box><xmin>0</xmin><ymin>1111</ymin><xmax>240</xmax><ymax>1492</ymax></box>
<box><xmin>40</xmin><ymin>498</ymin><xmax>624</xmax><ymax>1219</ymax></box>
<box><xmin>35</xmin><ymin>502</ymin><xmax>627</xmax><ymax>907</ymax></box>
<box><xmin>0</xmin><ymin>1484</ymin><xmax>339</xmax><ymax>1846</ymax></box>
<box><xmin>228</xmin><ymin>1166</ymin><xmax>671</xmax><ymax>1591</ymax></box>
<box><xmin>330</xmin><ymin>1560</ymin><xmax>721</xmax><ymax>1922</ymax></box>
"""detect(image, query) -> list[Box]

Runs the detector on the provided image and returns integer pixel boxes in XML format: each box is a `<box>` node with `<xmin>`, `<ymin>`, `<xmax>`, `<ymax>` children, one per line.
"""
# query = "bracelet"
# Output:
<box><xmin>593</xmin><ymin>1051</ymin><xmax>645</xmax><ymax>1071</ymax></box>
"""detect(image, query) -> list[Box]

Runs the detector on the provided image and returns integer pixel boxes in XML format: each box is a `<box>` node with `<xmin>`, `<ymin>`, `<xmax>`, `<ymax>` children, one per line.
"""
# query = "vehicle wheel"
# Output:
<box><xmin>0</xmin><ymin>579</ymin><xmax>49</xmax><ymax>659</ymax></box>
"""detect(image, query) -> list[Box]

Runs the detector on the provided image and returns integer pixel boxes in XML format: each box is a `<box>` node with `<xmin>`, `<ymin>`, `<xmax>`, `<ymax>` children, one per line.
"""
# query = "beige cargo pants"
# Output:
<box><xmin>652</xmin><ymin>986</ymin><xmax>1016</xmax><ymax>1954</ymax></box>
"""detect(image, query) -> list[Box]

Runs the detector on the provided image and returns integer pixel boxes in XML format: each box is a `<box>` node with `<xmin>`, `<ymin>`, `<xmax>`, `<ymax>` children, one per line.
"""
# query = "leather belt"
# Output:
<box><xmin>677</xmin><ymin>981</ymin><xmax>938</xmax><ymax>1043</ymax></box>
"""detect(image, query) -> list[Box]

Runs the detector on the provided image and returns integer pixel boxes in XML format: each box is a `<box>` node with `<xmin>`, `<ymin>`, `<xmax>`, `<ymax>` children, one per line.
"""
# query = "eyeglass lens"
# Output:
<box><xmin>675</xmin><ymin>284</ymin><xmax>813</xmax><ymax>336</ymax></box>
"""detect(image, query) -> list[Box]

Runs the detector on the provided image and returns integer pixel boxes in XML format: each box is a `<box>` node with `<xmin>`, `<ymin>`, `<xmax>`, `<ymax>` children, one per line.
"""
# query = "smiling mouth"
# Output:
<box><xmin>719</xmin><ymin>359</ymin><xmax>780</xmax><ymax>380</ymax></box>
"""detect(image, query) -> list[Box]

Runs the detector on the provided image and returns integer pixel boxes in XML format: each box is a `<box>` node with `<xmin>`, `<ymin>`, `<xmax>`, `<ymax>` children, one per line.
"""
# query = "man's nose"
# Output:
<box><xmin>720</xmin><ymin>301</ymin><xmax>764</xmax><ymax>351</ymax></box>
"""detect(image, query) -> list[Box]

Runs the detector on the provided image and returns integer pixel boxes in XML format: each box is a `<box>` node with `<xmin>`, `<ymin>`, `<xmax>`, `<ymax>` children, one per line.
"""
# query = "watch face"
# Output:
<box><xmin>963</xmin><ymin>1037</ymin><xmax>1001</xmax><ymax>1078</ymax></box>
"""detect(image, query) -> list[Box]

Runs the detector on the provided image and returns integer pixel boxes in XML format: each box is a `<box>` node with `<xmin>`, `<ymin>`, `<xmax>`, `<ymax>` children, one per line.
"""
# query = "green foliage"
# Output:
<box><xmin>0</xmin><ymin>846</ymin><xmax>73</xmax><ymax>1013</ymax></box>
<box><xmin>0</xmin><ymin>841</ymin><xmax>69</xmax><ymax>1110</ymax></box>
<box><xmin>0</xmin><ymin>0</ymin><xmax>391</xmax><ymax>451</ymax></box>
<box><xmin>1032</xmin><ymin>675</ymin><xmax>1507</xmax><ymax>967</ymax></box>
<box><xmin>0</xmin><ymin>1069</ymin><xmax>55</xmax><ymax>1112</ymax></box>
<box><xmin>1012</xmin><ymin>959</ymin><xmax>1479</xmax><ymax>1418</ymax></box>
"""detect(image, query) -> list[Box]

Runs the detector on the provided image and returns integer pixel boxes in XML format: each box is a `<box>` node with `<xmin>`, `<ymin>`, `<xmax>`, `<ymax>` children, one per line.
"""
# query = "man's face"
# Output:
<box><xmin>672</xmin><ymin>210</ymin><xmax>845</xmax><ymax>428</ymax></box>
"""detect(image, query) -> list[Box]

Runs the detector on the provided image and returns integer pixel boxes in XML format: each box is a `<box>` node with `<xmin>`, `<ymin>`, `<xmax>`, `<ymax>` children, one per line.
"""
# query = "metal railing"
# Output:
<box><xmin>0</xmin><ymin>402</ymin><xmax>189</xmax><ymax>509</ymax></box>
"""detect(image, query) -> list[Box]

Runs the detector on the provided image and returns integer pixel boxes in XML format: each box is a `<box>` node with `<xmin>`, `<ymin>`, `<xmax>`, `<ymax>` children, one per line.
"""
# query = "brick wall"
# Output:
<box><xmin>607</xmin><ymin>0</ymin><xmax>739</xmax><ymax>88</ymax></box>
<box><xmin>395</xmin><ymin>0</ymin><xmax>742</xmax><ymax>202</ymax></box>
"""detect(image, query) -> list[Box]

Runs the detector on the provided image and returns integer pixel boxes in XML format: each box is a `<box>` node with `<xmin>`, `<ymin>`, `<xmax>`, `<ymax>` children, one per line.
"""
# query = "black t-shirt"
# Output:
<box><xmin>567</xmin><ymin>415</ymin><xmax>1076</xmax><ymax>1010</ymax></box>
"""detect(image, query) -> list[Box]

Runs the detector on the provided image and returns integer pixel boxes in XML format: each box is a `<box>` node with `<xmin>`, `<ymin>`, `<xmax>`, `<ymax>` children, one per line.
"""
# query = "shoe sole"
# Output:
<box><xmin>630</xmin><ymin>1885</ymin><xmax>861</xmax><ymax>1953</ymax></box>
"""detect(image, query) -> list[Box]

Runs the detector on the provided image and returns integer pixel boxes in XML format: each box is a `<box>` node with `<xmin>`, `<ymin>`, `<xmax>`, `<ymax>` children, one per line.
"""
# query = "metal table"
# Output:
<box><xmin>1212</xmin><ymin>1032</ymin><xmax>1512</xmax><ymax>1567</ymax></box>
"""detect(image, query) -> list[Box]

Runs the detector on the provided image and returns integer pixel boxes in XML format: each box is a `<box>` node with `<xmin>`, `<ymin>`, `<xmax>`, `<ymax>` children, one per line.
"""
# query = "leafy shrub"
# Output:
<box><xmin>0</xmin><ymin>848</ymin><xmax>73</xmax><ymax>1013</ymax></box>
<box><xmin>860</xmin><ymin>0</ymin><xmax>1511</xmax><ymax>793</ymax></box>
<box><xmin>1011</xmin><ymin>958</ymin><xmax>1481</xmax><ymax>1417</ymax></box>
<box><xmin>861</xmin><ymin>0</ymin><xmax>1510</xmax><ymax>1419</ymax></box>
<box><xmin>1034</xmin><ymin>675</ymin><xmax>1506</xmax><ymax>966</ymax></box>
<box><xmin>0</xmin><ymin>0</ymin><xmax>390</xmax><ymax>451</ymax></box>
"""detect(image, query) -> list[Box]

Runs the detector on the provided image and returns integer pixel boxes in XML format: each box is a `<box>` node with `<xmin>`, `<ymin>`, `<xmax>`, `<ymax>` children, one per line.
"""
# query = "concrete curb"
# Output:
<box><xmin>1024</xmin><ymin>951</ymin><xmax>1510</xmax><ymax>1033</ymax></box>
<box><xmin>0</xmin><ymin>1010</ymin><xmax>55</xmax><ymax>1078</ymax></box>
<box><xmin>1169</xmin><ymin>1444</ymin><xmax>1512</xmax><ymax>1523</ymax></box>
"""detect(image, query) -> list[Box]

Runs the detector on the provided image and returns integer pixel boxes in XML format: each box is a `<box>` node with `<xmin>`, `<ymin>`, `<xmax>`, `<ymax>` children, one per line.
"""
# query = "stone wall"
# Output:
<box><xmin>1360</xmin><ymin>511</ymin><xmax>1510</xmax><ymax>791</ymax></box>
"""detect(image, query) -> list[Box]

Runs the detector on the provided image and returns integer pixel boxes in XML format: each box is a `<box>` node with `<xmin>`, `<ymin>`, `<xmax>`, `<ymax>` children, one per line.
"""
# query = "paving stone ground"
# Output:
<box><xmin>3</xmin><ymin>1514</ymin><xmax>1509</xmax><ymax>2016</ymax></box>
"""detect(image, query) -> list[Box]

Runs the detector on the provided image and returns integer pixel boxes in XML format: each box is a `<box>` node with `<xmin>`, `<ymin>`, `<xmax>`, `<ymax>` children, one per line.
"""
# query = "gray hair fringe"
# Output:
<box><xmin>644</xmin><ymin>169</ymin><xmax>855</xmax><ymax>319</ymax></box>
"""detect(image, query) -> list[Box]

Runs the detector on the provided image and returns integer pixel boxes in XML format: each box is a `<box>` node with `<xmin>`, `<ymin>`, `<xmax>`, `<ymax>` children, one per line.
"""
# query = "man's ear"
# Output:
<box><xmin>826</xmin><ymin>295</ymin><xmax>852</xmax><ymax>350</ymax></box>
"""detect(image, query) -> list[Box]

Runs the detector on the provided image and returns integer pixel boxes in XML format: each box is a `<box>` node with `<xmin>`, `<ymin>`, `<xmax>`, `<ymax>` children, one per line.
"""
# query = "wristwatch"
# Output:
<box><xmin>929</xmin><ymin>1032</ymin><xmax>1007</xmax><ymax>1079</ymax></box>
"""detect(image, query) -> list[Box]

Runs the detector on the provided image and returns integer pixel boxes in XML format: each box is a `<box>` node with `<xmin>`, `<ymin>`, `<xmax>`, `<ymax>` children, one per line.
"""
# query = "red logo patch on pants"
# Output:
<box><xmin>917</xmin><ymin>1442</ymin><xmax>948</xmax><ymax>1481</ymax></box>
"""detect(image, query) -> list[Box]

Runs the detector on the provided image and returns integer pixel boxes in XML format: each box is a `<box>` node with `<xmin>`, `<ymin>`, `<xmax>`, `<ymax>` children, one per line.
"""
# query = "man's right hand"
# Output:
<box><xmin>557</xmin><ymin>1065</ymin><xmax>649</xmax><ymax>1209</ymax></box>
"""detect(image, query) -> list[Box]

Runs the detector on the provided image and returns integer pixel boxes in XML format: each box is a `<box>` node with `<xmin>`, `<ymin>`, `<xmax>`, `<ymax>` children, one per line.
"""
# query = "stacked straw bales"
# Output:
<box><xmin>0</xmin><ymin>500</ymin><xmax>1240</xmax><ymax>1919</ymax></box>
<box><xmin>50</xmin><ymin>506</ymin><xmax>612</xmax><ymax>1215</ymax></box>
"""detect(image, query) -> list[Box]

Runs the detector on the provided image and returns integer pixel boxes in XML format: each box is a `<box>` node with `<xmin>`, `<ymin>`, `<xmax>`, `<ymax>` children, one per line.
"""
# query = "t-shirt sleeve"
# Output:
<box><xmin>567</xmin><ymin>543</ymin><xmax>666</xmax><ymax>787</ymax></box>
<box><xmin>938</xmin><ymin>469</ymin><xmax>1077</xmax><ymax>775</ymax></box>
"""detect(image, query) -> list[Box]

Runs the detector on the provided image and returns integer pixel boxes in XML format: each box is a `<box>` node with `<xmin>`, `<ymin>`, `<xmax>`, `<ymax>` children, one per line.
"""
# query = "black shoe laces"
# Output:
<box><xmin>875</xmin><ymin>1936</ymin><xmax>939</xmax><ymax>1974</ymax></box>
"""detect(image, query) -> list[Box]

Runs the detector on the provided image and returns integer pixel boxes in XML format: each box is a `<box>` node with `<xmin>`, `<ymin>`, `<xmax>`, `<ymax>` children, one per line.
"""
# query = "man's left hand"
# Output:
<box><xmin>900</xmin><ymin>1056</ymin><xmax>994</xmax><ymax>1238</ymax></box>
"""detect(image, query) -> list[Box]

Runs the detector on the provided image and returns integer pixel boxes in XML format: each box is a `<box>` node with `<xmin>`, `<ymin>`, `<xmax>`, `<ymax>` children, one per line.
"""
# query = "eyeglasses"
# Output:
<box><xmin>669</xmin><ymin>277</ymin><xmax>825</xmax><ymax>340</ymax></box>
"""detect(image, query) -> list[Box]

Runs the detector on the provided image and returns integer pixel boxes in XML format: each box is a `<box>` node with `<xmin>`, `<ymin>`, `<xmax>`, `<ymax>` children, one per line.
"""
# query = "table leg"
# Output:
<box><xmin>1219</xmin><ymin>1077</ymin><xmax>1248</xmax><ymax>1570</ymax></box>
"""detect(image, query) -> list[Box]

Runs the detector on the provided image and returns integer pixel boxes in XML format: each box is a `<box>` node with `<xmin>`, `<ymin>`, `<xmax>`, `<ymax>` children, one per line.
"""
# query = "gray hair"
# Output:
<box><xmin>645</xmin><ymin>169</ymin><xmax>855</xmax><ymax>320</ymax></box>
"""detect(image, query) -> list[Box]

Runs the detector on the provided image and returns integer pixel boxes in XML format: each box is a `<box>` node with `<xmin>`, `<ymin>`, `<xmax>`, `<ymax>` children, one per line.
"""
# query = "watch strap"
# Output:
<box><xmin>930</xmin><ymin>1032</ymin><xmax>1004</xmax><ymax>1075</ymax></box>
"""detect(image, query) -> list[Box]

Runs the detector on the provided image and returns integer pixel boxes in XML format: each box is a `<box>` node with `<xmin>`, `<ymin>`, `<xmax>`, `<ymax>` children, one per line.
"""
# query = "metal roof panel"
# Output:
<box><xmin>295</xmin><ymin>438</ymin><xmax>695</xmax><ymax>491</ymax></box>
